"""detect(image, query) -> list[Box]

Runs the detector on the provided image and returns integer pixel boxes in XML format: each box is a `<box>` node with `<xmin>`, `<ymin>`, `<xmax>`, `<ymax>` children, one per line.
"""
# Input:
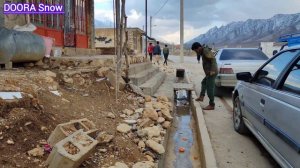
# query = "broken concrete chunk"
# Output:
<box><xmin>143</xmin><ymin>108</ymin><xmax>158</xmax><ymax>121</ymax></box>
<box><xmin>96</xmin><ymin>132</ymin><xmax>114</xmax><ymax>144</ymax></box>
<box><xmin>27</xmin><ymin>146</ymin><xmax>44</xmax><ymax>157</ymax></box>
<box><xmin>132</xmin><ymin>161</ymin><xmax>155</xmax><ymax>168</ymax></box>
<box><xmin>117</xmin><ymin>124</ymin><xmax>132</xmax><ymax>133</ymax></box>
<box><xmin>146</xmin><ymin>140</ymin><xmax>165</xmax><ymax>154</ymax></box>
<box><xmin>143</xmin><ymin>126</ymin><xmax>161</xmax><ymax>138</ymax></box>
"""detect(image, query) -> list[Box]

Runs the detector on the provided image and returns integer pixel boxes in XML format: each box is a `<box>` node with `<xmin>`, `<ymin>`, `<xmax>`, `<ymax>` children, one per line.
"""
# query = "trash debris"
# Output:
<box><xmin>50</xmin><ymin>91</ymin><xmax>61</xmax><ymax>97</ymax></box>
<box><xmin>0</xmin><ymin>92</ymin><xmax>22</xmax><ymax>100</ymax></box>
<box><xmin>179</xmin><ymin>147</ymin><xmax>185</xmax><ymax>153</ymax></box>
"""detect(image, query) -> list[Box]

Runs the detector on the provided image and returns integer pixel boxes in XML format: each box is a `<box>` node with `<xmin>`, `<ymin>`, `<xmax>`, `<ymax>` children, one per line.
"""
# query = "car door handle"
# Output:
<box><xmin>260</xmin><ymin>99</ymin><xmax>265</xmax><ymax>107</ymax></box>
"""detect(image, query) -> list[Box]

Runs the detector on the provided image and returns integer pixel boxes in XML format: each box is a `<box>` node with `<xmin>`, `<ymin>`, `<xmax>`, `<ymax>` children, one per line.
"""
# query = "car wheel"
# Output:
<box><xmin>214</xmin><ymin>85</ymin><xmax>223</xmax><ymax>97</ymax></box>
<box><xmin>233</xmin><ymin>96</ymin><xmax>249</xmax><ymax>134</ymax></box>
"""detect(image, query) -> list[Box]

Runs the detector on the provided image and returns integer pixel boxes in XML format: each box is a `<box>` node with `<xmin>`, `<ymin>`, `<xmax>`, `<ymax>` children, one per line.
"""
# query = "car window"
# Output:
<box><xmin>254</xmin><ymin>50</ymin><xmax>300</xmax><ymax>87</ymax></box>
<box><xmin>219</xmin><ymin>49</ymin><xmax>268</xmax><ymax>60</ymax></box>
<box><xmin>281</xmin><ymin>60</ymin><xmax>300</xmax><ymax>95</ymax></box>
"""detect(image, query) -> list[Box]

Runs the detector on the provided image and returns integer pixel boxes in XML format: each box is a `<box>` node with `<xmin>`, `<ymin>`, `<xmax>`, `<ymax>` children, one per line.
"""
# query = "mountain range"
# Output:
<box><xmin>186</xmin><ymin>13</ymin><xmax>300</xmax><ymax>48</ymax></box>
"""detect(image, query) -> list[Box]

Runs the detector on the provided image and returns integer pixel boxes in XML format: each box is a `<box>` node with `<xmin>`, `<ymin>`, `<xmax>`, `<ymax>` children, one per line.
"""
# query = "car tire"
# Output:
<box><xmin>214</xmin><ymin>85</ymin><xmax>223</xmax><ymax>97</ymax></box>
<box><xmin>233</xmin><ymin>96</ymin><xmax>249</xmax><ymax>134</ymax></box>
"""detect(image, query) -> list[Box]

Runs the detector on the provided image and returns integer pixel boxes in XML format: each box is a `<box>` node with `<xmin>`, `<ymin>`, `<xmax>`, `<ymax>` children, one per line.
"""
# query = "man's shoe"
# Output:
<box><xmin>202</xmin><ymin>105</ymin><xmax>215</xmax><ymax>110</ymax></box>
<box><xmin>195</xmin><ymin>96</ymin><xmax>204</xmax><ymax>102</ymax></box>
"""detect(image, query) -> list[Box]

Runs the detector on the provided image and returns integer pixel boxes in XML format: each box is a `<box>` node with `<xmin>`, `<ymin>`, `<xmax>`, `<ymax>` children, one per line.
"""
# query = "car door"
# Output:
<box><xmin>262</xmin><ymin>57</ymin><xmax>300</xmax><ymax>168</ymax></box>
<box><xmin>240</xmin><ymin>50</ymin><xmax>299</xmax><ymax>143</ymax></box>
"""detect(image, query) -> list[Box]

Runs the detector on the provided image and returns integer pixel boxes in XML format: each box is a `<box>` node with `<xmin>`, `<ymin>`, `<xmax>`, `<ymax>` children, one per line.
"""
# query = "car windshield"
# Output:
<box><xmin>220</xmin><ymin>49</ymin><xmax>269</xmax><ymax>60</ymax></box>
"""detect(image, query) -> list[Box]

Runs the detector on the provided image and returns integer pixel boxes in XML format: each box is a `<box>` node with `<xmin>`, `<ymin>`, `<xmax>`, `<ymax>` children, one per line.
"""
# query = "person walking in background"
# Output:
<box><xmin>153</xmin><ymin>41</ymin><xmax>161</xmax><ymax>65</ymax></box>
<box><xmin>163</xmin><ymin>44</ymin><xmax>169</xmax><ymax>66</ymax></box>
<box><xmin>147</xmin><ymin>43</ymin><xmax>154</xmax><ymax>62</ymax></box>
<box><xmin>191</xmin><ymin>42</ymin><xmax>218</xmax><ymax>110</ymax></box>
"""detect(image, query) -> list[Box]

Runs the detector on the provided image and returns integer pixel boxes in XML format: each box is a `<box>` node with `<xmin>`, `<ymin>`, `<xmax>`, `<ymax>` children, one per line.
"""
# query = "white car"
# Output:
<box><xmin>214</xmin><ymin>48</ymin><xmax>269</xmax><ymax>95</ymax></box>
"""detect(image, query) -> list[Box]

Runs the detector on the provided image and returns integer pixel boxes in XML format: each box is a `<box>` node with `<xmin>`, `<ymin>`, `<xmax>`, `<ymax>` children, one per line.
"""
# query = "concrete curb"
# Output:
<box><xmin>191</xmin><ymin>91</ymin><xmax>218</xmax><ymax>168</ymax></box>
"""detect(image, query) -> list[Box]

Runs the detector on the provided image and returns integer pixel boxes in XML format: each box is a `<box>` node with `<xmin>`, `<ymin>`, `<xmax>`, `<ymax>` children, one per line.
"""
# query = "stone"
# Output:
<box><xmin>97</xmin><ymin>67</ymin><xmax>111</xmax><ymax>77</ymax></box>
<box><xmin>123</xmin><ymin>109</ymin><xmax>134</xmax><ymax>116</ymax></box>
<box><xmin>152</xmin><ymin>102</ymin><xmax>165</xmax><ymax>110</ymax></box>
<box><xmin>132</xmin><ymin>161</ymin><xmax>155</xmax><ymax>168</ymax></box>
<box><xmin>145</xmin><ymin>155</ymin><xmax>154</xmax><ymax>162</ymax></box>
<box><xmin>41</xmin><ymin>126</ymin><xmax>48</xmax><ymax>132</ymax></box>
<box><xmin>63</xmin><ymin>77</ymin><xmax>74</xmax><ymax>84</ymax></box>
<box><xmin>35</xmin><ymin>60</ymin><xmax>44</xmax><ymax>66</ymax></box>
<box><xmin>157</xmin><ymin>117</ymin><xmax>165</xmax><ymax>124</ymax></box>
<box><xmin>143</xmin><ymin>108</ymin><xmax>158</xmax><ymax>121</ymax></box>
<box><xmin>74</xmin><ymin>76</ymin><xmax>85</xmax><ymax>86</ymax></box>
<box><xmin>7</xmin><ymin>139</ymin><xmax>14</xmax><ymax>145</ymax></box>
<box><xmin>162</xmin><ymin>121</ymin><xmax>171</xmax><ymax>129</ymax></box>
<box><xmin>157</xmin><ymin>112</ymin><xmax>162</xmax><ymax>117</ymax></box>
<box><xmin>139</xmin><ymin>118</ymin><xmax>154</xmax><ymax>128</ymax></box>
<box><xmin>107</xmin><ymin>71</ymin><xmax>126</xmax><ymax>91</ymax></box>
<box><xmin>144</xmin><ymin>102</ymin><xmax>153</xmax><ymax>109</ymax></box>
<box><xmin>137</xmin><ymin>130</ymin><xmax>148</xmax><ymax>138</ymax></box>
<box><xmin>96</xmin><ymin>132</ymin><xmax>114</xmax><ymax>144</ymax></box>
<box><xmin>144</xmin><ymin>126</ymin><xmax>161</xmax><ymax>138</ymax></box>
<box><xmin>161</xmin><ymin>109</ymin><xmax>173</xmax><ymax>121</ymax></box>
<box><xmin>144</xmin><ymin>96</ymin><xmax>152</xmax><ymax>102</ymax></box>
<box><xmin>44</xmin><ymin>76</ymin><xmax>54</xmax><ymax>83</ymax></box>
<box><xmin>120</xmin><ymin>114</ymin><xmax>126</xmax><ymax>118</ymax></box>
<box><xmin>107</xmin><ymin>112</ymin><xmax>116</xmax><ymax>119</ymax></box>
<box><xmin>27</xmin><ymin>147</ymin><xmax>44</xmax><ymax>157</ymax></box>
<box><xmin>157</xmin><ymin>96</ymin><xmax>169</xmax><ymax>103</ymax></box>
<box><xmin>124</xmin><ymin>120</ymin><xmax>137</xmax><ymax>125</ymax></box>
<box><xmin>128</xmin><ymin>113</ymin><xmax>140</xmax><ymax>120</ymax></box>
<box><xmin>146</xmin><ymin>140</ymin><xmax>165</xmax><ymax>154</ymax></box>
<box><xmin>99</xmin><ymin>149</ymin><xmax>107</xmax><ymax>153</ymax></box>
<box><xmin>108</xmin><ymin>162</ymin><xmax>129</xmax><ymax>168</ymax></box>
<box><xmin>144</xmin><ymin>151</ymin><xmax>156</xmax><ymax>159</ymax></box>
<box><xmin>135</xmin><ymin>108</ymin><xmax>144</xmax><ymax>114</ymax></box>
<box><xmin>138</xmin><ymin>97</ymin><xmax>145</xmax><ymax>104</ymax></box>
<box><xmin>44</xmin><ymin>70</ymin><xmax>57</xmax><ymax>78</ymax></box>
<box><xmin>117</xmin><ymin>124</ymin><xmax>132</xmax><ymax>133</ymax></box>
<box><xmin>90</xmin><ymin>60</ymin><xmax>105</xmax><ymax>67</ymax></box>
<box><xmin>138</xmin><ymin>141</ymin><xmax>145</xmax><ymax>149</ymax></box>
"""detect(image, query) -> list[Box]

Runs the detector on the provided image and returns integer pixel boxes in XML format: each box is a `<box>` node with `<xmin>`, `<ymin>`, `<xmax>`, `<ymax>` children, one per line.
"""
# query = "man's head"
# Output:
<box><xmin>191</xmin><ymin>42</ymin><xmax>203</xmax><ymax>55</ymax></box>
<box><xmin>165</xmin><ymin>45</ymin><xmax>168</xmax><ymax>47</ymax></box>
<box><xmin>157</xmin><ymin>41</ymin><xmax>160</xmax><ymax>45</ymax></box>
<box><xmin>149</xmin><ymin>43</ymin><xmax>152</xmax><ymax>45</ymax></box>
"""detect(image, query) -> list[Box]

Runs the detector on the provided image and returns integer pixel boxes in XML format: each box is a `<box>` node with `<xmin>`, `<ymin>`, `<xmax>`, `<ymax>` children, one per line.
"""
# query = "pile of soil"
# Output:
<box><xmin>0</xmin><ymin>59</ymin><xmax>148</xmax><ymax>167</ymax></box>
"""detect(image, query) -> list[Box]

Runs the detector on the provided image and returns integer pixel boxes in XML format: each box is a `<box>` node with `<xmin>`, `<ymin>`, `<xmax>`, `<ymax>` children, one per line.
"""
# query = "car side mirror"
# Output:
<box><xmin>237</xmin><ymin>72</ymin><xmax>252</xmax><ymax>82</ymax></box>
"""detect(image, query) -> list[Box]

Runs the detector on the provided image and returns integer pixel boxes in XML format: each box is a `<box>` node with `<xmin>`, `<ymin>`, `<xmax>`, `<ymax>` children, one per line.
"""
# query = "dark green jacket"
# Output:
<box><xmin>200</xmin><ymin>47</ymin><xmax>218</xmax><ymax>76</ymax></box>
<box><xmin>163</xmin><ymin>47</ymin><xmax>169</xmax><ymax>55</ymax></box>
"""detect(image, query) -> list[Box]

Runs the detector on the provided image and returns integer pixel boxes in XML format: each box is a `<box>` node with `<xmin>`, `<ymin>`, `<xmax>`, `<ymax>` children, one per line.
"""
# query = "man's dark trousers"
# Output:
<box><xmin>163</xmin><ymin>54</ymin><xmax>168</xmax><ymax>65</ymax></box>
<box><xmin>200</xmin><ymin>74</ymin><xmax>217</xmax><ymax>106</ymax></box>
<box><xmin>149</xmin><ymin>53</ymin><xmax>153</xmax><ymax>61</ymax></box>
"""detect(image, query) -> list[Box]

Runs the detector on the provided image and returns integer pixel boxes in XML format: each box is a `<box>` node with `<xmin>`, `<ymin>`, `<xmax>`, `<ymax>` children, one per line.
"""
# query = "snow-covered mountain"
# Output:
<box><xmin>186</xmin><ymin>13</ymin><xmax>300</xmax><ymax>48</ymax></box>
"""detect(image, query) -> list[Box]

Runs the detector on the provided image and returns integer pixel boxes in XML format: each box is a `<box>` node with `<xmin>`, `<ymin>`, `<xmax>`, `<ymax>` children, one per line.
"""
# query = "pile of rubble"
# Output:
<box><xmin>108</xmin><ymin>95</ymin><xmax>173</xmax><ymax>168</ymax></box>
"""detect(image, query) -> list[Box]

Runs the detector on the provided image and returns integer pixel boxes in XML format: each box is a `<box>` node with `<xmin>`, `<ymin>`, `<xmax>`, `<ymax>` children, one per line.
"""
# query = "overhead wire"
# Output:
<box><xmin>152</xmin><ymin>0</ymin><xmax>170</xmax><ymax>17</ymax></box>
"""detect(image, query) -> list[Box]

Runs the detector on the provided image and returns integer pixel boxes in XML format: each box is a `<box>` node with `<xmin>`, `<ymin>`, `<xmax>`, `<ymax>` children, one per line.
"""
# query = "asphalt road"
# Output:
<box><xmin>168</xmin><ymin>55</ymin><xmax>280</xmax><ymax>168</ymax></box>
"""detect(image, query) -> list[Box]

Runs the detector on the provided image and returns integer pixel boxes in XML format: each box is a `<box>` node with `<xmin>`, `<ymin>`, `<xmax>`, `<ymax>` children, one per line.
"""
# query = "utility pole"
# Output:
<box><xmin>180</xmin><ymin>0</ymin><xmax>184</xmax><ymax>63</ymax></box>
<box><xmin>150</xmin><ymin>16</ymin><xmax>152</xmax><ymax>37</ymax></box>
<box><xmin>145</xmin><ymin>0</ymin><xmax>148</xmax><ymax>58</ymax></box>
<box><xmin>115</xmin><ymin>0</ymin><xmax>121</xmax><ymax>100</ymax></box>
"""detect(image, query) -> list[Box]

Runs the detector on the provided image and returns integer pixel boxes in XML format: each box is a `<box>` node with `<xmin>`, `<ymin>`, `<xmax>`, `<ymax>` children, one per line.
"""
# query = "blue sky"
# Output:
<box><xmin>94</xmin><ymin>0</ymin><xmax>300</xmax><ymax>44</ymax></box>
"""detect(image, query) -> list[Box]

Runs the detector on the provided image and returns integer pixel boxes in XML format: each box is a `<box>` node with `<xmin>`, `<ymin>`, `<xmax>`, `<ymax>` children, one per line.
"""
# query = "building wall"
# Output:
<box><xmin>95</xmin><ymin>28</ymin><xmax>115</xmax><ymax>48</ymax></box>
<box><xmin>260</xmin><ymin>42</ymin><xmax>282</xmax><ymax>58</ymax></box>
<box><xmin>95</xmin><ymin>28</ymin><xmax>144</xmax><ymax>54</ymax></box>
<box><xmin>0</xmin><ymin>1</ymin><xmax>4</xmax><ymax>27</ymax></box>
